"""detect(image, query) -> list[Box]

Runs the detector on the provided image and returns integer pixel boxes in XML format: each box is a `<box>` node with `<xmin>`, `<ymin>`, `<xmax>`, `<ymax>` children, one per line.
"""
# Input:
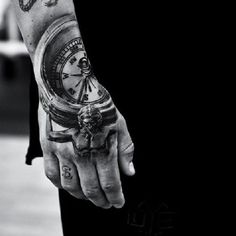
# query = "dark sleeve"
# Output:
<box><xmin>25</xmin><ymin>66</ymin><xmax>43</xmax><ymax>165</ymax></box>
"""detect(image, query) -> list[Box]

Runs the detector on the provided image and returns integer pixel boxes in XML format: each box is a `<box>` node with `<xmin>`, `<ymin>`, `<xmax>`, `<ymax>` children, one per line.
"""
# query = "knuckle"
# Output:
<box><xmin>45</xmin><ymin>170</ymin><xmax>59</xmax><ymax>182</ymax></box>
<box><xmin>102</xmin><ymin>182</ymin><xmax>121</xmax><ymax>193</ymax></box>
<box><xmin>117</xmin><ymin>112</ymin><xmax>125</xmax><ymax>122</ymax></box>
<box><xmin>62</xmin><ymin>184</ymin><xmax>76</xmax><ymax>193</ymax></box>
<box><xmin>83</xmin><ymin>186</ymin><xmax>100</xmax><ymax>199</ymax></box>
<box><xmin>75</xmin><ymin>192</ymin><xmax>87</xmax><ymax>200</ymax></box>
<box><xmin>128</xmin><ymin>142</ymin><xmax>135</xmax><ymax>152</ymax></box>
<box><xmin>121</xmin><ymin>142</ymin><xmax>134</xmax><ymax>154</ymax></box>
<box><xmin>120</xmin><ymin>116</ymin><xmax>127</xmax><ymax>127</ymax></box>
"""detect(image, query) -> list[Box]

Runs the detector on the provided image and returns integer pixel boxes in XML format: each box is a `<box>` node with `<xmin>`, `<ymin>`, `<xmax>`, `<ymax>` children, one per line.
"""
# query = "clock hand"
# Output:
<box><xmin>77</xmin><ymin>79</ymin><xmax>86</xmax><ymax>102</ymax></box>
<box><xmin>69</xmin><ymin>73</ymin><xmax>82</xmax><ymax>76</ymax></box>
<box><xmin>75</xmin><ymin>79</ymin><xmax>82</xmax><ymax>88</ymax></box>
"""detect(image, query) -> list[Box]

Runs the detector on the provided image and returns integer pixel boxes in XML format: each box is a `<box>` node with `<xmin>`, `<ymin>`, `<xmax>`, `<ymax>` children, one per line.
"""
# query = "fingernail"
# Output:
<box><xmin>113</xmin><ymin>203</ymin><xmax>124</xmax><ymax>209</ymax></box>
<box><xmin>103</xmin><ymin>204</ymin><xmax>112</xmax><ymax>209</ymax></box>
<box><xmin>129</xmin><ymin>162</ymin><xmax>135</xmax><ymax>175</ymax></box>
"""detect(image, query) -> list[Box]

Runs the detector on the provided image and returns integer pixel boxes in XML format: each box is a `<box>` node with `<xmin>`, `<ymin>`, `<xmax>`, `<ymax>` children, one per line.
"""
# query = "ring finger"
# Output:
<box><xmin>59</xmin><ymin>159</ymin><xmax>85</xmax><ymax>199</ymax></box>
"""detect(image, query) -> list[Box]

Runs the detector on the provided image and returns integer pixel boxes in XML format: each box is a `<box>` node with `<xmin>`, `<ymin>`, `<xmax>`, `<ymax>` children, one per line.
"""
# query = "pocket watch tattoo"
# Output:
<box><xmin>34</xmin><ymin>15</ymin><xmax>117</xmax><ymax>157</ymax></box>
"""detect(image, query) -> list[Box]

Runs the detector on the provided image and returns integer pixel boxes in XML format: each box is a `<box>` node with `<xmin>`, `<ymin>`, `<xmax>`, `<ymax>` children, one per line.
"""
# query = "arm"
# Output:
<box><xmin>11</xmin><ymin>0</ymin><xmax>135</xmax><ymax>209</ymax></box>
<box><xmin>0</xmin><ymin>0</ymin><xmax>10</xmax><ymax>30</ymax></box>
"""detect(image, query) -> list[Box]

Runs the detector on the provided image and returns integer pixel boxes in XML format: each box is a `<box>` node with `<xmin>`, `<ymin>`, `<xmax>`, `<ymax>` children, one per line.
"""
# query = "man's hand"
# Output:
<box><xmin>11</xmin><ymin>0</ymin><xmax>135</xmax><ymax>209</ymax></box>
<box><xmin>39</xmin><ymin>104</ymin><xmax>135</xmax><ymax>209</ymax></box>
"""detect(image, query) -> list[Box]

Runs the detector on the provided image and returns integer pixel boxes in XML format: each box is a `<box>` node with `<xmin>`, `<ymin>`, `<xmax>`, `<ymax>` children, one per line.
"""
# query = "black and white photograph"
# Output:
<box><xmin>0</xmin><ymin>1</ymin><xmax>191</xmax><ymax>235</ymax></box>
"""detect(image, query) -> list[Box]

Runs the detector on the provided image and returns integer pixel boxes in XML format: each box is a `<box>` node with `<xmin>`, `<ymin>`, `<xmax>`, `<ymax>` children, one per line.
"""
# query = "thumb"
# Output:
<box><xmin>117</xmin><ymin>114</ymin><xmax>135</xmax><ymax>176</ymax></box>
<box><xmin>119</xmin><ymin>143</ymin><xmax>135</xmax><ymax>176</ymax></box>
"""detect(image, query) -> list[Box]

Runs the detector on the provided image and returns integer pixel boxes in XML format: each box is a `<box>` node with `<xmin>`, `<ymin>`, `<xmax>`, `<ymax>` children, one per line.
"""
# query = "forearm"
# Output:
<box><xmin>11</xmin><ymin>0</ymin><xmax>76</xmax><ymax>56</ymax></box>
<box><xmin>12</xmin><ymin>0</ymin><xmax>113</xmax><ymax>120</ymax></box>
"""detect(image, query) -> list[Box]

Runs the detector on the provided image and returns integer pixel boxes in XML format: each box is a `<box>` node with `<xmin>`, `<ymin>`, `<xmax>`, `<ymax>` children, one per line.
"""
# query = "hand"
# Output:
<box><xmin>38</xmin><ymin>104</ymin><xmax>135</xmax><ymax>209</ymax></box>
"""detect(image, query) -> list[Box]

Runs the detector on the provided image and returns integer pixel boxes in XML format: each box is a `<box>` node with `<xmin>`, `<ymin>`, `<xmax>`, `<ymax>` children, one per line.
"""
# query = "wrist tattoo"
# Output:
<box><xmin>19</xmin><ymin>0</ymin><xmax>58</xmax><ymax>12</ymax></box>
<box><xmin>62</xmin><ymin>165</ymin><xmax>72</xmax><ymax>180</ymax></box>
<box><xmin>19</xmin><ymin>0</ymin><xmax>37</xmax><ymax>12</ymax></box>
<box><xmin>34</xmin><ymin>15</ymin><xmax>117</xmax><ymax>158</ymax></box>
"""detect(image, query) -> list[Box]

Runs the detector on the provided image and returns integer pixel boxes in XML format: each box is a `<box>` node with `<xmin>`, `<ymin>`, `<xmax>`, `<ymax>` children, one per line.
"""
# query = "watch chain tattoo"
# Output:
<box><xmin>19</xmin><ymin>0</ymin><xmax>58</xmax><ymax>12</ymax></box>
<box><xmin>34</xmin><ymin>16</ymin><xmax>118</xmax><ymax>162</ymax></box>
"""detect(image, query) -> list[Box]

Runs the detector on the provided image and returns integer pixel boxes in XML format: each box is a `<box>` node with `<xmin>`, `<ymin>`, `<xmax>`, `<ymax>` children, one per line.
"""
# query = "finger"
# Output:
<box><xmin>119</xmin><ymin>143</ymin><xmax>135</xmax><ymax>176</ymax></box>
<box><xmin>117</xmin><ymin>115</ymin><xmax>135</xmax><ymax>176</ymax></box>
<box><xmin>44</xmin><ymin>153</ymin><xmax>61</xmax><ymax>188</ymax></box>
<box><xmin>58</xmin><ymin>159</ymin><xmax>86</xmax><ymax>200</ymax></box>
<box><xmin>75</xmin><ymin>156</ymin><xmax>111</xmax><ymax>209</ymax></box>
<box><xmin>96</xmin><ymin>131</ymin><xmax>125</xmax><ymax>208</ymax></box>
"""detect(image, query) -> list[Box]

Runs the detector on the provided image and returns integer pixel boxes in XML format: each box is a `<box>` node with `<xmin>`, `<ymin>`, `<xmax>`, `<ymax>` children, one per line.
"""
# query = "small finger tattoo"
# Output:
<box><xmin>62</xmin><ymin>165</ymin><xmax>73</xmax><ymax>180</ymax></box>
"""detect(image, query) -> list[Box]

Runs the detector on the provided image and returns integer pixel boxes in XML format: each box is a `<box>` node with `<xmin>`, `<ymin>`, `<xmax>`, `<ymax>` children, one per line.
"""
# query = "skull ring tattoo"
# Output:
<box><xmin>78</xmin><ymin>105</ymin><xmax>103</xmax><ymax>138</ymax></box>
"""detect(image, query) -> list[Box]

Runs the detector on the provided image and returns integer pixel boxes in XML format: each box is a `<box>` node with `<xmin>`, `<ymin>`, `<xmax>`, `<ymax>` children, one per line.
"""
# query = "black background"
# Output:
<box><xmin>75</xmin><ymin>1</ymin><xmax>194</xmax><ymax>235</ymax></box>
<box><xmin>28</xmin><ymin>1</ymin><xmax>207</xmax><ymax>235</ymax></box>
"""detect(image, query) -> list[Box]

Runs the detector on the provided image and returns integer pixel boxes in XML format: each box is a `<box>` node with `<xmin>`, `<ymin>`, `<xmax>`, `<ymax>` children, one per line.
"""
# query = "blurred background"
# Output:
<box><xmin>0</xmin><ymin>1</ymin><xmax>62</xmax><ymax>235</ymax></box>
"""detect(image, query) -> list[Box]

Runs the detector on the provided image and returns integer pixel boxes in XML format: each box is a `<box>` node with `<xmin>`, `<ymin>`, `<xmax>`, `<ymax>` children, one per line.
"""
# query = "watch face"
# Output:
<box><xmin>47</xmin><ymin>37</ymin><xmax>107</xmax><ymax>105</ymax></box>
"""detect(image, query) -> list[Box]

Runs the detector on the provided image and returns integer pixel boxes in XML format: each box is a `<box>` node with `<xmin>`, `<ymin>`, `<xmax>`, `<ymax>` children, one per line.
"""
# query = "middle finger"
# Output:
<box><xmin>75</xmin><ymin>154</ymin><xmax>111</xmax><ymax>209</ymax></box>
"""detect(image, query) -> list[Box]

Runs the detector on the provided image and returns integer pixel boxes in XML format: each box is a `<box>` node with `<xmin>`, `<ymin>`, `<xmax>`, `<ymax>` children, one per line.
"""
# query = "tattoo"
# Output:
<box><xmin>34</xmin><ymin>16</ymin><xmax>118</xmax><ymax>159</ymax></box>
<box><xmin>44</xmin><ymin>0</ymin><xmax>58</xmax><ymax>7</ymax></box>
<box><xmin>62</xmin><ymin>165</ymin><xmax>73</xmax><ymax>180</ymax></box>
<box><xmin>19</xmin><ymin>0</ymin><xmax>37</xmax><ymax>12</ymax></box>
<box><xmin>19</xmin><ymin>0</ymin><xmax>59</xmax><ymax>12</ymax></box>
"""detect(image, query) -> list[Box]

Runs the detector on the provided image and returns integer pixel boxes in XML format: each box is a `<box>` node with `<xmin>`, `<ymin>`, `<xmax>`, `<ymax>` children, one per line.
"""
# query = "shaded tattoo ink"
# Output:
<box><xmin>34</xmin><ymin>16</ymin><xmax>118</xmax><ymax>159</ymax></box>
<box><xmin>44</xmin><ymin>0</ymin><xmax>58</xmax><ymax>7</ymax></box>
<box><xmin>19</xmin><ymin>0</ymin><xmax>37</xmax><ymax>12</ymax></box>
<box><xmin>62</xmin><ymin>165</ymin><xmax>73</xmax><ymax>180</ymax></box>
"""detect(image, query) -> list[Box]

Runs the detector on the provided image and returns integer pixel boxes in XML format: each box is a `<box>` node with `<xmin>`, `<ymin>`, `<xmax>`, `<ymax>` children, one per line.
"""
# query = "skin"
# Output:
<box><xmin>11</xmin><ymin>0</ymin><xmax>135</xmax><ymax>209</ymax></box>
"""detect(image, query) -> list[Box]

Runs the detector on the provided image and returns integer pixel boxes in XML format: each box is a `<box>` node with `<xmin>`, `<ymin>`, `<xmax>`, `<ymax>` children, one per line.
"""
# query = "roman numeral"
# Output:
<box><xmin>69</xmin><ymin>56</ymin><xmax>77</xmax><ymax>65</ymax></box>
<box><xmin>82</xmin><ymin>94</ymin><xmax>89</xmax><ymax>102</ymax></box>
<box><xmin>97</xmin><ymin>90</ymin><xmax>103</xmax><ymax>96</ymax></box>
<box><xmin>68</xmin><ymin>88</ymin><xmax>76</xmax><ymax>95</ymax></box>
<box><xmin>62</xmin><ymin>73</ymin><xmax>69</xmax><ymax>80</ymax></box>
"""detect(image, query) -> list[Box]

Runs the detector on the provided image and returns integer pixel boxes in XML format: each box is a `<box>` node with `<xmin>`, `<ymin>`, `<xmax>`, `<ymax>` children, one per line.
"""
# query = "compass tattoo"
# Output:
<box><xmin>35</xmin><ymin>16</ymin><xmax>118</xmax><ymax>159</ymax></box>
